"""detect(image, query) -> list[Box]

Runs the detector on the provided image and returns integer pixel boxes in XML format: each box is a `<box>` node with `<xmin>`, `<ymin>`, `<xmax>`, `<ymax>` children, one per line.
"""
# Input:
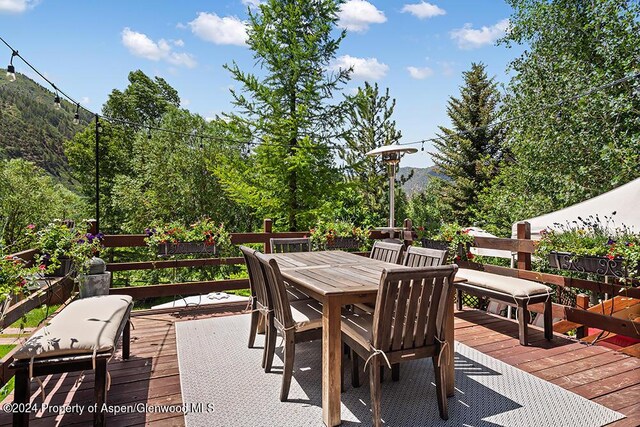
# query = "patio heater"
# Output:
<box><xmin>366</xmin><ymin>144</ymin><xmax>417</xmax><ymax>229</ymax></box>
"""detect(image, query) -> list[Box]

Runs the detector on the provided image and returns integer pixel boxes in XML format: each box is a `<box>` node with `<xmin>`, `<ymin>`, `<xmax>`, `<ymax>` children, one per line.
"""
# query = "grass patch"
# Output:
<box><xmin>0</xmin><ymin>345</ymin><xmax>15</xmax><ymax>400</ymax></box>
<box><xmin>9</xmin><ymin>304</ymin><xmax>61</xmax><ymax>330</ymax></box>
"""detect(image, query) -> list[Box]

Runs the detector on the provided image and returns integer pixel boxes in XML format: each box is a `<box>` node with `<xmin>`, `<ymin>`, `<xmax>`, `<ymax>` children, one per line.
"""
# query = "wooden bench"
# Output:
<box><xmin>10</xmin><ymin>295</ymin><xmax>133</xmax><ymax>427</ymax></box>
<box><xmin>455</xmin><ymin>269</ymin><xmax>553</xmax><ymax>346</ymax></box>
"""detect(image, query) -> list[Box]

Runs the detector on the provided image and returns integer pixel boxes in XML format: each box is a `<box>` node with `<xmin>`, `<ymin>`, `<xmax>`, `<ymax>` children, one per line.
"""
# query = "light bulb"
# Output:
<box><xmin>54</xmin><ymin>94</ymin><xmax>61</xmax><ymax>109</ymax></box>
<box><xmin>73</xmin><ymin>113</ymin><xmax>80</xmax><ymax>125</ymax></box>
<box><xmin>6</xmin><ymin>64</ymin><xmax>16</xmax><ymax>82</ymax></box>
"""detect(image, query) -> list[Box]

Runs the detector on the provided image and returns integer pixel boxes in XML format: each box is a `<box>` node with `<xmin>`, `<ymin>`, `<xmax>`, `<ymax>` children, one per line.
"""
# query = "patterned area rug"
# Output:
<box><xmin>176</xmin><ymin>314</ymin><xmax>624</xmax><ymax>427</ymax></box>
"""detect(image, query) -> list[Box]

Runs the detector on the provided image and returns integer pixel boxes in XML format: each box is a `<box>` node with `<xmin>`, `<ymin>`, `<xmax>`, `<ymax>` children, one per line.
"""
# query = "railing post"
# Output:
<box><xmin>575</xmin><ymin>293</ymin><xmax>589</xmax><ymax>339</ymax></box>
<box><xmin>516</xmin><ymin>221</ymin><xmax>532</xmax><ymax>271</ymax></box>
<box><xmin>264</xmin><ymin>218</ymin><xmax>273</xmax><ymax>253</ymax></box>
<box><xmin>88</xmin><ymin>219</ymin><xmax>98</xmax><ymax>235</ymax></box>
<box><xmin>402</xmin><ymin>218</ymin><xmax>413</xmax><ymax>247</ymax></box>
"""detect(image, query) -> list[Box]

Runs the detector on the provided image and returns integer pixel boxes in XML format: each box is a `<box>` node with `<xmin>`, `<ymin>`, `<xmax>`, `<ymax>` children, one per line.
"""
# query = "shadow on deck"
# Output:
<box><xmin>0</xmin><ymin>304</ymin><xmax>637</xmax><ymax>426</ymax></box>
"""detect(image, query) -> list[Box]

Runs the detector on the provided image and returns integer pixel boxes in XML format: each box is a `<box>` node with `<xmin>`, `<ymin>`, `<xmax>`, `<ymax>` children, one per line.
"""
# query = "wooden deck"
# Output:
<box><xmin>0</xmin><ymin>304</ymin><xmax>638</xmax><ymax>426</ymax></box>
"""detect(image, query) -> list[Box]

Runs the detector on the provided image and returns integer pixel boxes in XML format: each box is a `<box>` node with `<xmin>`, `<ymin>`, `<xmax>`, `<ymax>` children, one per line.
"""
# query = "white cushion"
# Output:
<box><xmin>457</xmin><ymin>269</ymin><xmax>551</xmax><ymax>298</ymax></box>
<box><xmin>290</xmin><ymin>299</ymin><xmax>322</xmax><ymax>332</ymax></box>
<box><xmin>14</xmin><ymin>295</ymin><xmax>133</xmax><ymax>360</ymax></box>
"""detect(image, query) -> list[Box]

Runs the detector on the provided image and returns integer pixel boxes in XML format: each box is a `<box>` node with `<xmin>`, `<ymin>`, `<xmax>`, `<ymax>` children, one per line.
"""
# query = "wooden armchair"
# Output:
<box><xmin>402</xmin><ymin>246</ymin><xmax>447</xmax><ymax>267</ymax></box>
<box><xmin>270</xmin><ymin>237</ymin><xmax>311</xmax><ymax>253</ymax></box>
<box><xmin>370</xmin><ymin>240</ymin><xmax>404</xmax><ymax>264</ymax></box>
<box><xmin>341</xmin><ymin>265</ymin><xmax>459</xmax><ymax>425</ymax></box>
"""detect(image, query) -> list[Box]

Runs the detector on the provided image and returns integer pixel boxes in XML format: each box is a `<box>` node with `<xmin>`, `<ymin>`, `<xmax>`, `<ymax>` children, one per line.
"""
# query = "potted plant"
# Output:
<box><xmin>536</xmin><ymin>214</ymin><xmax>640</xmax><ymax>282</ymax></box>
<box><xmin>309</xmin><ymin>220</ymin><xmax>369</xmax><ymax>251</ymax></box>
<box><xmin>419</xmin><ymin>223</ymin><xmax>476</xmax><ymax>264</ymax></box>
<box><xmin>0</xmin><ymin>254</ymin><xmax>39</xmax><ymax>320</ymax></box>
<box><xmin>144</xmin><ymin>218</ymin><xmax>232</xmax><ymax>257</ymax></box>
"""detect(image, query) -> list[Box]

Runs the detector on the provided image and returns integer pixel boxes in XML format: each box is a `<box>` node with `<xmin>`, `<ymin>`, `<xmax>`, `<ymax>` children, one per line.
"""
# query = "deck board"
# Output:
<box><xmin>0</xmin><ymin>305</ymin><xmax>637</xmax><ymax>426</ymax></box>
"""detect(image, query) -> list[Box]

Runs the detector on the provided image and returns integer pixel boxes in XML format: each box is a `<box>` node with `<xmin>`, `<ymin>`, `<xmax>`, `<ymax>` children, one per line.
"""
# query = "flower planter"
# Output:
<box><xmin>157</xmin><ymin>242</ymin><xmax>218</xmax><ymax>256</ymax></box>
<box><xmin>44</xmin><ymin>257</ymin><xmax>73</xmax><ymax>278</ymax></box>
<box><xmin>325</xmin><ymin>237</ymin><xmax>362</xmax><ymax>251</ymax></box>
<box><xmin>548</xmin><ymin>251</ymin><xmax>638</xmax><ymax>278</ymax></box>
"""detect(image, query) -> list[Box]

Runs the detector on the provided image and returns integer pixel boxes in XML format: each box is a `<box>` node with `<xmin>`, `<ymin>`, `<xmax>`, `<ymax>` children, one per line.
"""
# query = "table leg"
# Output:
<box><xmin>445</xmin><ymin>297</ymin><xmax>455</xmax><ymax>397</ymax></box>
<box><xmin>322</xmin><ymin>296</ymin><xmax>342</xmax><ymax>427</ymax></box>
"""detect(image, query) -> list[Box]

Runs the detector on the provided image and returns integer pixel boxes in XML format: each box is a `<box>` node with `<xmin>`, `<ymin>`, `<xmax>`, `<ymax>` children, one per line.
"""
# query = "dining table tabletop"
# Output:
<box><xmin>265</xmin><ymin>250</ymin><xmax>460</xmax><ymax>427</ymax></box>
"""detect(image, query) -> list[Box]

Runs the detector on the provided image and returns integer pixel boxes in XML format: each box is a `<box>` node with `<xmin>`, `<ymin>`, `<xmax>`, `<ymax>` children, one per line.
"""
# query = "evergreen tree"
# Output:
<box><xmin>431</xmin><ymin>62</ymin><xmax>504</xmax><ymax>224</ymax></box>
<box><xmin>221</xmin><ymin>0</ymin><xmax>349</xmax><ymax>230</ymax></box>
<box><xmin>340</xmin><ymin>82</ymin><xmax>405</xmax><ymax>226</ymax></box>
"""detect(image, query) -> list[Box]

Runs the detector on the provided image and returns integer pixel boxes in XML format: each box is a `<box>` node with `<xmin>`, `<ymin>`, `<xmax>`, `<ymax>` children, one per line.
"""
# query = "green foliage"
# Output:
<box><xmin>479</xmin><ymin>0</ymin><xmax>640</xmax><ymax>234</ymax></box>
<box><xmin>0</xmin><ymin>70</ymin><xmax>91</xmax><ymax>183</ymax></box>
<box><xmin>432</xmin><ymin>62</ymin><xmax>504</xmax><ymax>225</ymax></box>
<box><xmin>144</xmin><ymin>218</ymin><xmax>232</xmax><ymax>256</ymax></box>
<box><xmin>408</xmin><ymin>178</ymin><xmax>453</xmax><ymax>236</ymax></box>
<box><xmin>431</xmin><ymin>223</ymin><xmax>476</xmax><ymax>264</ymax></box>
<box><xmin>0</xmin><ymin>255</ymin><xmax>38</xmax><ymax>304</ymax></box>
<box><xmin>0</xmin><ymin>159</ymin><xmax>88</xmax><ymax>251</ymax></box>
<box><xmin>340</xmin><ymin>82</ymin><xmax>407</xmax><ymax>224</ymax></box>
<box><xmin>222</xmin><ymin>0</ymin><xmax>349</xmax><ymax>230</ymax></box>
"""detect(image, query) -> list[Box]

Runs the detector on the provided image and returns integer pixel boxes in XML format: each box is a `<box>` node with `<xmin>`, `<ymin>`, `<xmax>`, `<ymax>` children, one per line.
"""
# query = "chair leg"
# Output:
<box><xmin>544</xmin><ymin>298</ymin><xmax>553</xmax><ymax>341</ymax></box>
<box><xmin>280</xmin><ymin>332</ymin><xmax>296</xmax><ymax>402</ymax></box>
<box><xmin>261</xmin><ymin>316</ymin><xmax>270</xmax><ymax>370</ymax></box>
<box><xmin>392</xmin><ymin>363</ymin><xmax>400</xmax><ymax>381</ymax></box>
<box><xmin>456</xmin><ymin>289</ymin><xmax>463</xmax><ymax>311</ymax></box>
<box><xmin>248</xmin><ymin>310</ymin><xmax>259</xmax><ymax>348</ymax></box>
<box><xmin>122</xmin><ymin>319</ymin><xmax>130</xmax><ymax>360</ymax></box>
<box><xmin>432</xmin><ymin>355</ymin><xmax>449</xmax><ymax>420</ymax></box>
<box><xmin>517</xmin><ymin>301</ymin><xmax>530</xmax><ymax>346</ymax></box>
<box><xmin>264</xmin><ymin>315</ymin><xmax>276</xmax><ymax>372</ymax></box>
<box><xmin>351</xmin><ymin>349</ymin><xmax>360</xmax><ymax>388</ymax></box>
<box><xmin>369</xmin><ymin>356</ymin><xmax>382</xmax><ymax>427</ymax></box>
<box><xmin>13</xmin><ymin>368</ymin><xmax>30</xmax><ymax>427</ymax></box>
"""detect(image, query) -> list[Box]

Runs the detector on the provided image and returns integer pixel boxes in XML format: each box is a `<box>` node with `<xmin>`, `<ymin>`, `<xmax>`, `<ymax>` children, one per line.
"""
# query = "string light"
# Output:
<box><xmin>147</xmin><ymin>128</ymin><xmax>152</xmax><ymax>140</ymax></box>
<box><xmin>6</xmin><ymin>50</ymin><xmax>17</xmax><ymax>82</ymax></box>
<box><xmin>54</xmin><ymin>92</ymin><xmax>61</xmax><ymax>109</ymax></box>
<box><xmin>73</xmin><ymin>103</ymin><xmax>80</xmax><ymax>124</ymax></box>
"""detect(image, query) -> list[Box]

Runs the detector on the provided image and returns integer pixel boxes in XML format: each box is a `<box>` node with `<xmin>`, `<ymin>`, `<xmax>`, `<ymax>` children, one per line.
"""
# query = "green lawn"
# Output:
<box><xmin>9</xmin><ymin>304</ymin><xmax>60</xmax><ymax>330</ymax></box>
<box><xmin>0</xmin><ymin>345</ymin><xmax>16</xmax><ymax>400</ymax></box>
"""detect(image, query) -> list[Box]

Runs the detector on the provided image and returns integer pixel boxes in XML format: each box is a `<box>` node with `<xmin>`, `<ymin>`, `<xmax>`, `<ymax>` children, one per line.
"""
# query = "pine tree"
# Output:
<box><xmin>222</xmin><ymin>0</ymin><xmax>349</xmax><ymax>230</ymax></box>
<box><xmin>340</xmin><ymin>82</ymin><xmax>405</xmax><ymax>225</ymax></box>
<box><xmin>431</xmin><ymin>63</ymin><xmax>504</xmax><ymax>224</ymax></box>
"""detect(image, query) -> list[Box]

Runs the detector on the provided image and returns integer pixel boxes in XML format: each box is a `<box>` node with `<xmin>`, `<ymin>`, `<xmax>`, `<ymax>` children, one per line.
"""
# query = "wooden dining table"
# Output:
<box><xmin>266</xmin><ymin>250</ymin><xmax>459</xmax><ymax>427</ymax></box>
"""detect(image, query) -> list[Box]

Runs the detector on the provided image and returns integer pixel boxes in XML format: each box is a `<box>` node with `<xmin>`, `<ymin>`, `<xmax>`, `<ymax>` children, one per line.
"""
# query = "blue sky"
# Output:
<box><xmin>1</xmin><ymin>0</ymin><xmax>522</xmax><ymax>168</ymax></box>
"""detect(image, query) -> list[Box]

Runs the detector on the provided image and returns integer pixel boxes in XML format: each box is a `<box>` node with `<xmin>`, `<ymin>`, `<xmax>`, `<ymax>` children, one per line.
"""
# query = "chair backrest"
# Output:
<box><xmin>270</xmin><ymin>237</ymin><xmax>311</xmax><ymax>253</ymax></box>
<box><xmin>403</xmin><ymin>246</ymin><xmax>447</xmax><ymax>268</ymax></box>
<box><xmin>371</xmin><ymin>265</ymin><xmax>458</xmax><ymax>353</ymax></box>
<box><xmin>255</xmin><ymin>252</ymin><xmax>294</xmax><ymax>329</ymax></box>
<box><xmin>240</xmin><ymin>246</ymin><xmax>271</xmax><ymax>310</ymax></box>
<box><xmin>370</xmin><ymin>241</ymin><xmax>404</xmax><ymax>264</ymax></box>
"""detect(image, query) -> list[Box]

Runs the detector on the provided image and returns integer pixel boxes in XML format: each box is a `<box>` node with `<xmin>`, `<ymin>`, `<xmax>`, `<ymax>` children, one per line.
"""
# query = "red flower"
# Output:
<box><xmin>467</xmin><ymin>252</ymin><xmax>474</xmax><ymax>260</ymax></box>
<box><xmin>455</xmin><ymin>255</ymin><xmax>461</xmax><ymax>261</ymax></box>
<box><xmin>607</xmin><ymin>254</ymin><xmax>614</xmax><ymax>260</ymax></box>
<box><xmin>39</xmin><ymin>264</ymin><xmax>46</xmax><ymax>271</ymax></box>
<box><xmin>463</xmin><ymin>228</ymin><xmax>471</xmax><ymax>234</ymax></box>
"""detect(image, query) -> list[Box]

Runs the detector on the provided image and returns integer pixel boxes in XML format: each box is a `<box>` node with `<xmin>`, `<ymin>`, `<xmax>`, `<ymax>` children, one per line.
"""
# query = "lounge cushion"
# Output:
<box><xmin>457</xmin><ymin>269</ymin><xmax>551</xmax><ymax>298</ymax></box>
<box><xmin>14</xmin><ymin>295</ymin><xmax>133</xmax><ymax>360</ymax></box>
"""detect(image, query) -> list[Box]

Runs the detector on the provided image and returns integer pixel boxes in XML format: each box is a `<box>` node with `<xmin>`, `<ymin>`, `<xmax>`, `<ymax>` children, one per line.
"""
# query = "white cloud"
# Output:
<box><xmin>450</xmin><ymin>18</ymin><xmax>509</xmax><ymax>49</ymax></box>
<box><xmin>330</xmin><ymin>55</ymin><xmax>388</xmax><ymax>80</ymax></box>
<box><xmin>241</xmin><ymin>0</ymin><xmax>262</xmax><ymax>9</ymax></box>
<box><xmin>407</xmin><ymin>66</ymin><xmax>433</xmax><ymax>80</ymax></box>
<box><xmin>173</xmin><ymin>39</ymin><xmax>185</xmax><ymax>47</ymax></box>
<box><xmin>80</xmin><ymin>96</ymin><xmax>91</xmax><ymax>105</ymax></box>
<box><xmin>0</xmin><ymin>0</ymin><xmax>38</xmax><ymax>13</ymax></box>
<box><xmin>189</xmin><ymin>12</ymin><xmax>247</xmax><ymax>46</ymax></box>
<box><xmin>121</xmin><ymin>28</ymin><xmax>197</xmax><ymax>68</ymax></box>
<box><xmin>337</xmin><ymin>0</ymin><xmax>386</xmax><ymax>33</ymax></box>
<box><xmin>401</xmin><ymin>2</ymin><xmax>445</xmax><ymax>19</ymax></box>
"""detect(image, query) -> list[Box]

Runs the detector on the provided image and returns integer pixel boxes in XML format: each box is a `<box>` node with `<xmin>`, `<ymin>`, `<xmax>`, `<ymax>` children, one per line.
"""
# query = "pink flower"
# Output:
<box><xmin>39</xmin><ymin>264</ymin><xmax>46</xmax><ymax>271</ymax></box>
<box><xmin>26</xmin><ymin>224</ymin><xmax>35</xmax><ymax>230</ymax></box>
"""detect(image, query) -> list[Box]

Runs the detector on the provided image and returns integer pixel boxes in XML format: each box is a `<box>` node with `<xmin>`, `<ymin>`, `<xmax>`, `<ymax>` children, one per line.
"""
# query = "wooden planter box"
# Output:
<box><xmin>548</xmin><ymin>251</ymin><xmax>638</xmax><ymax>278</ymax></box>
<box><xmin>157</xmin><ymin>242</ymin><xmax>218</xmax><ymax>256</ymax></box>
<box><xmin>325</xmin><ymin>237</ymin><xmax>362</xmax><ymax>251</ymax></box>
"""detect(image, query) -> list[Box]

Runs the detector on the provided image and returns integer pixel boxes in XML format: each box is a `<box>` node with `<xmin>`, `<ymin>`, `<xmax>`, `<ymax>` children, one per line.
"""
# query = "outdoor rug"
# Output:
<box><xmin>176</xmin><ymin>314</ymin><xmax>625</xmax><ymax>427</ymax></box>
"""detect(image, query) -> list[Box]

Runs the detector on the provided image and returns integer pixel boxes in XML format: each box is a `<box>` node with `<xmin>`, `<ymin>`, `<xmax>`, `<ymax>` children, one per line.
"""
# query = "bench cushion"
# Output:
<box><xmin>13</xmin><ymin>295</ymin><xmax>133</xmax><ymax>360</ymax></box>
<box><xmin>456</xmin><ymin>269</ymin><xmax>551</xmax><ymax>298</ymax></box>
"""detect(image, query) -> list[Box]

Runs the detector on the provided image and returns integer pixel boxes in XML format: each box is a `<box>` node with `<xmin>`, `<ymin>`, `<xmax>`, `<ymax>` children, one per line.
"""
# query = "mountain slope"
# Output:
<box><xmin>0</xmin><ymin>70</ymin><xmax>92</xmax><ymax>183</ymax></box>
<box><xmin>398</xmin><ymin>166</ymin><xmax>444</xmax><ymax>196</ymax></box>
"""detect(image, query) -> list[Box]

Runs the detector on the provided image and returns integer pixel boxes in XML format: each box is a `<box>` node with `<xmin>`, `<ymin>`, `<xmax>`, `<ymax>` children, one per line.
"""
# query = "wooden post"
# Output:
<box><xmin>575</xmin><ymin>293</ymin><xmax>589</xmax><ymax>339</ymax></box>
<box><xmin>403</xmin><ymin>218</ymin><xmax>413</xmax><ymax>247</ymax></box>
<box><xmin>88</xmin><ymin>219</ymin><xmax>98</xmax><ymax>235</ymax></box>
<box><xmin>516</xmin><ymin>221</ymin><xmax>532</xmax><ymax>271</ymax></box>
<box><xmin>263</xmin><ymin>219</ymin><xmax>273</xmax><ymax>254</ymax></box>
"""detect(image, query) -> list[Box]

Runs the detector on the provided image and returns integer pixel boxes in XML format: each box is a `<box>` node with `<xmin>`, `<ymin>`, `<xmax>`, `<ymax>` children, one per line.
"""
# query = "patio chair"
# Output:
<box><xmin>255</xmin><ymin>252</ymin><xmax>323</xmax><ymax>401</ymax></box>
<box><xmin>342</xmin><ymin>265</ymin><xmax>458</xmax><ymax>425</ymax></box>
<box><xmin>240</xmin><ymin>246</ymin><xmax>274</xmax><ymax>370</ymax></box>
<box><xmin>370</xmin><ymin>240</ymin><xmax>404</xmax><ymax>264</ymax></box>
<box><xmin>402</xmin><ymin>245</ymin><xmax>447</xmax><ymax>267</ymax></box>
<box><xmin>270</xmin><ymin>237</ymin><xmax>311</xmax><ymax>253</ymax></box>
